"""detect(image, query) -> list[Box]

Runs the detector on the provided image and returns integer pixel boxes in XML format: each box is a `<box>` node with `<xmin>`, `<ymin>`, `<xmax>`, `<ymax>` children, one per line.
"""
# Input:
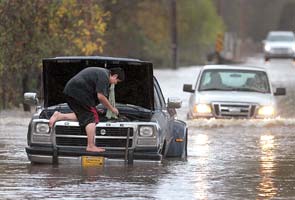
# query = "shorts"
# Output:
<box><xmin>65</xmin><ymin>96</ymin><xmax>99</xmax><ymax>128</ymax></box>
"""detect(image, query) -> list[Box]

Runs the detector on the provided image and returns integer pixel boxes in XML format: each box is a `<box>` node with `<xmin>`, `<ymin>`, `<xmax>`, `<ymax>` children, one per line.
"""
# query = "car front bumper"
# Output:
<box><xmin>265</xmin><ymin>51</ymin><xmax>295</xmax><ymax>59</ymax></box>
<box><xmin>25</xmin><ymin>146</ymin><xmax>162</xmax><ymax>164</ymax></box>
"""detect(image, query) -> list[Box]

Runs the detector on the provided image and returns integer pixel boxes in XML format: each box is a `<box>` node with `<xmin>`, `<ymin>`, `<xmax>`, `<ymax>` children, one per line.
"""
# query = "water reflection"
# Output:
<box><xmin>25</xmin><ymin>163</ymin><xmax>169</xmax><ymax>199</ymax></box>
<box><xmin>257</xmin><ymin>133</ymin><xmax>278</xmax><ymax>199</ymax></box>
<box><xmin>191</xmin><ymin>133</ymin><xmax>209</xmax><ymax>200</ymax></box>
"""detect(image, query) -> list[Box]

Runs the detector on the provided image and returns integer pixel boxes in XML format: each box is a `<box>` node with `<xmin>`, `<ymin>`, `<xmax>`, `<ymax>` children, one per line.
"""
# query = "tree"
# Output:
<box><xmin>49</xmin><ymin>0</ymin><xmax>110</xmax><ymax>55</ymax></box>
<box><xmin>0</xmin><ymin>0</ymin><xmax>109</xmax><ymax>110</ymax></box>
<box><xmin>0</xmin><ymin>0</ymin><xmax>223</xmax><ymax>110</ymax></box>
<box><xmin>102</xmin><ymin>0</ymin><xmax>223</xmax><ymax>67</ymax></box>
<box><xmin>278</xmin><ymin>2</ymin><xmax>295</xmax><ymax>31</ymax></box>
<box><xmin>177</xmin><ymin>0</ymin><xmax>224</xmax><ymax>65</ymax></box>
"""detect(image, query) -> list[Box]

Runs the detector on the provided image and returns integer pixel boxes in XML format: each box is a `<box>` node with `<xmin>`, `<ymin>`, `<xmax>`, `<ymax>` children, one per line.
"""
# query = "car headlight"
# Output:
<box><xmin>139</xmin><ymin>126</ymin><xmax>154</xmax><ymax>137</ymax></box>
<box><xmin>258</xmin><ymin>106</ymin><xmax>274</xmax><ymax>117</ymax></box>
<box><xmin>31</xmin><ymin>122</ymin><xmax>52</xmax><ymax>144</ymax></box>
<box><xmin>137</xmin><ymin>125</ymin><xmax>157</xmax><ymax>147</ymax></box>
<box><xmin>35</xmin><ymin>123</ymin><xmax>50</xmax><ymax>134</ymax></box>
<box><xmin>264</xmin><ymin>44</ymin><xmax>271</xmax><ymax>52</ymax></box>
<box><xmin>193</xmin><ymin>104</ymin><xmax>212</xmax><ymax>114</ymax></box>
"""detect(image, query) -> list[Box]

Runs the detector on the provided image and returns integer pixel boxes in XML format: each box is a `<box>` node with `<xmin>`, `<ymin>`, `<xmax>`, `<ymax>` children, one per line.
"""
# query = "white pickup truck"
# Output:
<box><xmin>183</xmin><ymin>65</ymin><xmax>286</xmax><ymax>119</ymax></box>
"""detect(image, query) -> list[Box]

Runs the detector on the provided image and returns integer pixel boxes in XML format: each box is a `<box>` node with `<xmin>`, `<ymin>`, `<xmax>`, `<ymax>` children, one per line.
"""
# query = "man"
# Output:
<box><xmin>49</xmin><ymin>67</ymin><xmax>125</xmax><ymax>153</ymax></box>
<box><xmin>202</xmin><ymin>71</ymin><xmax>223</xmax><ymax>90</ymax></box>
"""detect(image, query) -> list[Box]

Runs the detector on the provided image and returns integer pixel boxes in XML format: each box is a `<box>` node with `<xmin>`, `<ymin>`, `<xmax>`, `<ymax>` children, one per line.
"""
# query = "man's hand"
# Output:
<box><xmin>97</xmin><ymin>93</ymin><xmax>119</xmax><ymax>116</ymax></box>
<box><xmin>111</xmin><ymin>107</ymin><xmax>119</xmax><ymax>116</ymax></box>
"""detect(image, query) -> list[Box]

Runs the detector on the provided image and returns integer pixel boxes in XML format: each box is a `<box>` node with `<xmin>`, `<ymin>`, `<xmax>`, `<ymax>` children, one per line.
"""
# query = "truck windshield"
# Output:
<box><xmin>267</xmin><ymin>34</ymin><xmax>295</xmax><ymax>42</ymax></box>
<box><xmin>199</xmin><ymin>69</ymin><xmax>271</xmax><ymax>93</ymax></box>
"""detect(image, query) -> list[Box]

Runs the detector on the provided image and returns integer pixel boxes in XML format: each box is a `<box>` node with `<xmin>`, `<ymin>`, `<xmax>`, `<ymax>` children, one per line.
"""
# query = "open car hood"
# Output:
<box><xmin>42</xmin><ymin>56</ymin><xmax>154</xmax><ymax>110</ymax></box>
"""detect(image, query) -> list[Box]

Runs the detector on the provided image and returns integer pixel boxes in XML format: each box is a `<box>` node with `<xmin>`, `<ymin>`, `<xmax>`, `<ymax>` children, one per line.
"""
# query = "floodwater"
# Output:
<box><xmin>1</xmin><ymin>57</ymin><xmax>295</xmax><ymax>199</ymax></box>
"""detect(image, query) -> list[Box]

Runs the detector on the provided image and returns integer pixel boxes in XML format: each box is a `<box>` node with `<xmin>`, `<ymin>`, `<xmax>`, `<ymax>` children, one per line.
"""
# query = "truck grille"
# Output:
<box><xmin>272</xmin><ymin>47</ymin><xmax>292</xmax><ymax>54</ymax></box>
<box><xmin>213</xmin><ymin>103</ymin><xmax>256</xmax><ymax>118</ymax></box>
<box><xmin>55</xmin><ymin>126</ymin><xmax>134</xmax><ymax>149</ymax></box>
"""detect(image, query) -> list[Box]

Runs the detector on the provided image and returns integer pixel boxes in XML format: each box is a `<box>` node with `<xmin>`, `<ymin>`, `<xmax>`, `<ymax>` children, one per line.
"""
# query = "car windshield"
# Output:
<box><xmin>199</xmin><ymin>69</ymin><xmax>271</xmax><ymax>93</ymax></box>
<box><xmin>267</xmin><ymin>34</ymin><xmax>295</xmax><ymax>42</ymax></box>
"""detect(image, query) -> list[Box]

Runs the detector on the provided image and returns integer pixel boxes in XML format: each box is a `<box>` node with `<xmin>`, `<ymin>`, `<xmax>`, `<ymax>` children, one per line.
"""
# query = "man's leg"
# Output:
<box><xmin>49</xmin><ymin>111</ymin><xmax>77</xmax><ymax>127</ymax></box>
<box><xmin>85</xmin><ymin>122</ymin><xmax>105</xmax><ymax>152</ymax></box>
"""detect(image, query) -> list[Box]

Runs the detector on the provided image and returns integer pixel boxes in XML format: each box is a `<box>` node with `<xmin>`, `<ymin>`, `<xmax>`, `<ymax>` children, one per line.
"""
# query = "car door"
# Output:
<box><xmin>153</xmin><ymin>78</ymin><xmax>172</xmax><ymax>155</ymax></box>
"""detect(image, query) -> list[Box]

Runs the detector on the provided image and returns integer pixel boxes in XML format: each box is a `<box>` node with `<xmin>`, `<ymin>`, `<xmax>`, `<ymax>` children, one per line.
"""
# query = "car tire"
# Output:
<box><xmin>181</xmin><ymin>130</ymin><xmax>188</xmax><ymax>159</ymax></box>
<box><xmin>161</xmin><ymin>141</ymin><xmax>167</xmax><ymax>158</ymax></box>
<box><xmin>265</xmin><ymin>57</ymin><xmax>270</xmax><ymax>62</ymax></box>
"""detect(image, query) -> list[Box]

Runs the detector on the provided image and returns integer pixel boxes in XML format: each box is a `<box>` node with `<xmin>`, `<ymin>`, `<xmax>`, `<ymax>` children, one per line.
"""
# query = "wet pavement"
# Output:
<box><xmin>1</xmin><ymin>57</ymin><xmax>295</xmax><ymax>199</ymax></box>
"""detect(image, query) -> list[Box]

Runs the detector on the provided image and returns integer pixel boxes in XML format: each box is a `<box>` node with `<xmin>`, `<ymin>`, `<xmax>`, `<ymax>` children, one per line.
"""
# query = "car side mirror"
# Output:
<box><xmin>24</xmin><ymin>92</ymin><xmax>39</xmax><ymax>105</ymax></box>
<box><xmin>274</xmin><ymin>88</ymin><xmax>286</xmax><ymax>96</ymax></box>
<box><xmin>167</xmin><ymin>97</ymin><xmax>182</xmax><ymax>109</ymax></box>
<box><xmin>183</xmin><ymin>84</ymin><xmax>195</xmax><ymax>93</ymax></box>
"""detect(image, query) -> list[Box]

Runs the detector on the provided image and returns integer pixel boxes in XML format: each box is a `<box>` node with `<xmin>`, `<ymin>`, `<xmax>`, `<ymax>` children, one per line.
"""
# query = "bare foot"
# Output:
<box><xmin>86</xmin><ymin>146</ymin><xmax>105</xmax><ymax>152</ymax></box>
<box><xmin>49</xmin><ymin>111</ymin><xmax>60</xmax><ymax>127</ymax></box>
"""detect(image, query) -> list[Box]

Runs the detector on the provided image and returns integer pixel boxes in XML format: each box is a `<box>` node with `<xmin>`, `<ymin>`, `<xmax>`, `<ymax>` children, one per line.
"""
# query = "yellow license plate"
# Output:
<box><xmin>81</xmin><ymin>156</ymin><xmax>104</xmax><ymax>167</ymax></box>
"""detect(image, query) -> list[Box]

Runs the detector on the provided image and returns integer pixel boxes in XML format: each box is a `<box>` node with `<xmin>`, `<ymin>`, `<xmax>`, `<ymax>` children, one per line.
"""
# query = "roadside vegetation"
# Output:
<box><xmin>0</xmin><ymin>0</ymin><xmax>223</xmax><ymax>110</ymax></box>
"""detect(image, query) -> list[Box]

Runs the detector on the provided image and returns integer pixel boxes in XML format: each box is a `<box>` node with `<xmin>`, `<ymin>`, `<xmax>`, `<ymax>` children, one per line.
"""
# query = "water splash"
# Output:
<box><xmin>187</xmin><ymin>117</ymin><xmax>295</xmax><ymax>128</ymax></box>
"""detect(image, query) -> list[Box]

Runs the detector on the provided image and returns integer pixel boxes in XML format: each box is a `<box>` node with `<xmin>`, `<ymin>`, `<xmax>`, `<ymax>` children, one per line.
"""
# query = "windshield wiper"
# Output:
<box><xmin>200</xmin><ymin>87</ymin><xmax>239</xmax><ymax>91</ymax></box>
<box><xmin>116</xmin><ymin>103</ymin><xmax>151</xmax><ymax>112</ymax></box>
<box><xmin>201</xmin><ymin>87</ymin><xmax>267</xmax><ymax>93</ymax></box>
<box><xmin>200</xmin><ymin>88</ymin><xmax>223</xmax><ymax>91</ymax></box>
<box><xmin>229</xmin><ymin>88</ymin><xmax>266</xmax><ymax>93</ymax></box>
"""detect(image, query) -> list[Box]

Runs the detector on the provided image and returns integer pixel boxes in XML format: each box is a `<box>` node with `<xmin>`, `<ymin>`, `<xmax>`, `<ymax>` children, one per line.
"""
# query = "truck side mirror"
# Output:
<box><xmin>24</xmin><ymin>92</ymin><xmax>39</xmax><ymax>105</ymax></box>
<box><xmin>167</xmin><ymin>97</ymin><xmax>182</xmax><ymax>109</ymax></box>
<box><xmin>274</xmin><ymin>88</ymin><xmax>286</xmax><ymax>96</ymax></box>
<box><xmin>183</xmin><ymin>84</ymin><xmax>195</xmax><ymax>93</ymax></box>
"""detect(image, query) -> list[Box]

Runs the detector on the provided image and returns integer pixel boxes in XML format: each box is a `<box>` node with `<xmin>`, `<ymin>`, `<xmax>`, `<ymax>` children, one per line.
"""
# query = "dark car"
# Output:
<box><xmin>24</xmin><ymin>56</ymin><xmax>188</xmax><ymax>165</ymax></box>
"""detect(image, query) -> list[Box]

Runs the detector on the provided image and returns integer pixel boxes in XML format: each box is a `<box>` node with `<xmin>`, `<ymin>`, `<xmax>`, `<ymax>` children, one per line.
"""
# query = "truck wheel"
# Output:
<box><xmin>181</xmin><ymin>131</ymin><xmax>188</xmax><ymax>159</ymax></box>
<box><xmin>161</xmin><ymin>141</ymin><xmax>167</xmax><ymax>158</ymax></box>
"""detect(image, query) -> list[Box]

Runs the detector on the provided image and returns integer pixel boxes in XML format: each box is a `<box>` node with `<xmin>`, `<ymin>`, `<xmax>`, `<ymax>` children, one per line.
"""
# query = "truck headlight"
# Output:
<box><xmin>31</xmin><ymin>122</ymin><xmax>52</xmax><ymax>144</ymax></box>
<box><xmin>264</xmin><ymin>44</ymin><xmax>271</xmax><ymax>52</ymax></box>
<box><xmin>194</xmin><ymin>104</ymin><xmax>212</xmax><ymax>114</ymax></box>
<box><xmin>139</xmin><ymin>126</ymin><xmax>154</xmax><ymax>137</ymax></box>
<box><xmin>137</xmin><ymin>125</ymin><xmax>157</xmax><ymax>147</ymax></box>
<box><xmin>258</xmin><ymin>106</ymin><xmax>274</xmax><ymax>117</ymax></box>
<box><xmin>35</xmin><ymin>123</ymin><xmax>50</xmax><ymax>134</ymax></box>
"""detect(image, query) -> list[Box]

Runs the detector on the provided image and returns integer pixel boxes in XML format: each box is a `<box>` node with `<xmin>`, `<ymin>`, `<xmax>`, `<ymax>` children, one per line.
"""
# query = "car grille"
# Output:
<box><xmin>272</xmin><ymin>47</ymin><xmax>292</xmax><ymax>54</ymax></box>
<box><xmin>213</xmin><ymin>103</ymin><xmax>256</xmax><ymax>118</ymax></box>
<box><xmin>55</xmin><ymin>126</ymin><xmax>134</xmax><ymax>149</ymax></box>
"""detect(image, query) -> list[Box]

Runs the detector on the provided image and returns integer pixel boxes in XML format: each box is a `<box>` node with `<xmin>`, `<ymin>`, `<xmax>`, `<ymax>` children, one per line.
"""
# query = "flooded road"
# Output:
<box><xmin>1</xmin><ymin>57</ymin><xmax>295</xmax><ymax>199</ymax></box>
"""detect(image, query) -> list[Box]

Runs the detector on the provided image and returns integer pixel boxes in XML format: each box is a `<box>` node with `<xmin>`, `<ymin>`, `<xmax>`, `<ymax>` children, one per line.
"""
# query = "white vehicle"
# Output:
<box><xmin>183</xmin><ymin>65</ymin><xmax>286</xmax><ymax>119</ymax></box>
<box><xmin>263</xmin><ymin>31</ymin><xmax>295</xmax><ymax>61</ymax></box>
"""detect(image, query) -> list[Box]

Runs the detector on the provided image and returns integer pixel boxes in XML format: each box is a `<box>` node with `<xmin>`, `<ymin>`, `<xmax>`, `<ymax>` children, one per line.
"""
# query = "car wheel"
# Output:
<box><xmin>161</xmin><ymin>141</ymin><xmax>167</xmax><ymax>158</ymax></box>
<box><xmin>181</xmin><ymin>130</ymin><xmax>188</xmax><ymax>159</ymax></box>
<box><xmin>265</xmin><ymin>57</ymin><xmax>270</xmax><ymax>62</ymax></box>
